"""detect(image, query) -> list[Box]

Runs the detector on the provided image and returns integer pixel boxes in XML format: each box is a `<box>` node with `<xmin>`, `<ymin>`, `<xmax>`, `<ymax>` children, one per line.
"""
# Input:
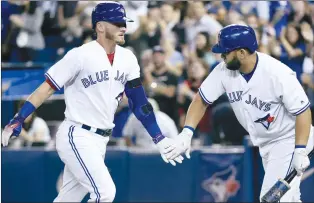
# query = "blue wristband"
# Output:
<box><xmin>16</xmin><ymin>101</ymin><xmax>36</xmax><ymax>122</ymax></box>
<box><xmin>295</xmin><ymin>145</ymin><xmax>306</xmax><ymax>148</ymax></box>
<box><xmin>184</xmin><ymin>126</ymin><xmax>195</xmax><ymax>133</ymax></box>
<box><xmin>152</xmin><ymin>134</ymin><xmax>165</xmax><ymax>144</ymax></box>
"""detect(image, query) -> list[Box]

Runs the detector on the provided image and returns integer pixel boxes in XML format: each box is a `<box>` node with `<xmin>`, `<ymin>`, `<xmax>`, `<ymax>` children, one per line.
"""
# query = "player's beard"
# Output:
<box><xmin>105</xmin><ymin>30</ymin><xmax>125</xmax><ymax>45</ymax></box>
<box><xmin>226</xmin><ymin>56</ymin><xmax>241</xmax><ymax>71</ymax></box>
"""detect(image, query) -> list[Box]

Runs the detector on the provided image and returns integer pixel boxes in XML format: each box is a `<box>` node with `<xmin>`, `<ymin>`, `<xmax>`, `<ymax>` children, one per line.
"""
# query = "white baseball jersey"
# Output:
<box><xmin>199</xmin><ymin>52</ymin><xmax>310</xmax><ymax>146</ymax></box>
<box><xmin>45</xmin><ymin>41</ymin><xmax>140</xmax><ymax>129</ymax></box>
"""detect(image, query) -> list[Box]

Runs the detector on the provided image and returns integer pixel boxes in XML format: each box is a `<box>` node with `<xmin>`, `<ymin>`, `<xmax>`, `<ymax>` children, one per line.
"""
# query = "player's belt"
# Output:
<box><xmin>81</xmin><ymin>124</ymin><xmax>112</xmax><ymax>137</ymax></box>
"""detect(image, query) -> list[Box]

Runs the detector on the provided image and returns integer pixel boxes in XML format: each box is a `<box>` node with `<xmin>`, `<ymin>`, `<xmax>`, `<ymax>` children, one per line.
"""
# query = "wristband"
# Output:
<box><xmin>16</xmin><ymin>101</ymin><xmax>36</xmax><ymax>122</ymax></box>
<box><xmin>184</xmin><ymin>126</ymin><xmax>195</xmax><ymax>133</ymax></box>
<box><xmin>295</xmin><ymin>145</ymin><xmax>306</xmax><ymax>148</ymax></box>
<box><xmin>152</xmin><ymin>134</ymin><xmax>165</xmax><ymax>144</ymax></box>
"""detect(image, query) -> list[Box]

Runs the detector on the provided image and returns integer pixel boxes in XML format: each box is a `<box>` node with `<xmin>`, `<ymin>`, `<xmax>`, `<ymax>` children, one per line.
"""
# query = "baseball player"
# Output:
<box><xmin>174</xmin><ymin>24</ymin><xmax>314</xmax><ymax>202</ymax></box>
<box><xmin>1</xmin><ymin>2</ymin><xmax>184</xmax><ymax>202</ymax></box>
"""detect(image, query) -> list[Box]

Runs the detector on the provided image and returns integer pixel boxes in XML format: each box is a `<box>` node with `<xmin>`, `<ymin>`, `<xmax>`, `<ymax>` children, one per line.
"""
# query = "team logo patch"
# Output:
<box><xmin>254</xmin><ymin>113</ymin><xmax>275</xmax><ymax>130</ymax></box>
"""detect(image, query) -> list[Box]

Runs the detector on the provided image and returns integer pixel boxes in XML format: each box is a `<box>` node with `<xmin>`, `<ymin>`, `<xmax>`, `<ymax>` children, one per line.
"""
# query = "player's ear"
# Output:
<box><xmin>238</xmin><ymin>49</ymin><xmax>246</xmax><ymax>60</ymax></box>
<box><xmin>96</xmin><ymin>22</ymin><xmax>105</xmax><ymax>33</ymax></box>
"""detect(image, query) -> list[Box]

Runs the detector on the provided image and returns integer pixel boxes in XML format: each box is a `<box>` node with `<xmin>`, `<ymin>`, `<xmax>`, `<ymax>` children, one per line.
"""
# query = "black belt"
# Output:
<box><xmin>81</xmin><ymin>124</ymin><xmax>112</xmax><ymax>137</ymax></box>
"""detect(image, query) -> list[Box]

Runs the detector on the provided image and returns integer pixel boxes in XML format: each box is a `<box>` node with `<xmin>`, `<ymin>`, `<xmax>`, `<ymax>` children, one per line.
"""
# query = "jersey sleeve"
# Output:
<box><xmin>127</xmin><ymin>52</ymin><xmax>140</xmax><ymax>81</ymax></box>
<box><xmin>45</xmin><ymin>48</ymin><xmax>82</xmax><ymax>90</ymax></box>
<box><xmin>199</xmin><ymin>63</ymin><xmax>226</xmax><ymax>105</ymax></box>
<box><xmin>276</xmin><ymin>69</ymin><xmax>310</xmax><ymax>116</ymax></box>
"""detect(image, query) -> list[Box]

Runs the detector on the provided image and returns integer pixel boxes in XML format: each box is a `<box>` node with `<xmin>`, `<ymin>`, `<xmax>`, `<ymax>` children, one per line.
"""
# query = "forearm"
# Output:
<box><xmin>14</xmin><ymin>81</ymin><xmax>55</xmax><ymax>121</ymax></box>
<box><xmin>27</xmin><ymin>81</ymin><xmax>56</xmax><ymax>108</ymax></box>
<box><xmin>281</xmin><ymin>37</ymin><xmax>302</xmax><ymax>58</ymax></box>
<box><xmin>295</xmin><ymin>108</ymin><xmax>312</xmax><ymax>146</ymax></box>
<box><xmin>125</xmin><ymin>79</ymin><xmax>164</xmax><ymax>143</ymax></box>
<box><xmin>271</xmin><ymin>10</ymin><xmax>284</xmax><ymax>25</ymax></box>
<box><xmin>184</xmin><ymin>92</ymin><xmax>208</xmax><ymax>129</ymax></box>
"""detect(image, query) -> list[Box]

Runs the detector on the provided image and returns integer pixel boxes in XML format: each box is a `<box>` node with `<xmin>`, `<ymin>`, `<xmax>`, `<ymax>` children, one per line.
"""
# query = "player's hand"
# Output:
<box><xmin>155</xmin><ymin>136</ymin><xmax>184</xmax><ymax>166</ymax></box>
<box><xmin>177</xmin><ymin>128</ymin><xmax>193</xmax><ymax>159</ymax></box>
<box><xmin>1</xmin><ymin>118</ymin><xmax>22</xmax><ymax>147</ymax></box>
<box><xmin>292</xmin><ymin>147</ymin><xmax>310</xmax><ymax>176</ymax></box>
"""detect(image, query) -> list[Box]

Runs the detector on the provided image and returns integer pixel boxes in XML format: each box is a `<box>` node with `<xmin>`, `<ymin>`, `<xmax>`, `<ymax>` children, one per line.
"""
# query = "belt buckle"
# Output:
<box><xmin>104</xmin><ymin>129</ymin><xmax>112</xmax><ymax>136</ymax></box>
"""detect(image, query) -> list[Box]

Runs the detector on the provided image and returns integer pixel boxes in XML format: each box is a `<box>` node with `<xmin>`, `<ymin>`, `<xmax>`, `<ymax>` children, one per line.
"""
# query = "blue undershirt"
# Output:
<box><xmin>240</xmin><ymin>54</ymin><xmax>259</xmax><ymax>83</ymax></box>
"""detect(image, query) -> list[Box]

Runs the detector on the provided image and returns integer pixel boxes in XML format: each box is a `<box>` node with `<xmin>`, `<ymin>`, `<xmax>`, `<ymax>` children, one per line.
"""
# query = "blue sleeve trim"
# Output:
<box><xmin>198</xmin><ymin>88</ymin><xmax>213</xmax><ymax>105</ymax></box>
<box><xmin>45</xmin><ymin>73</ymin><xmax>61</xmax><ymax>90</ymax></box>
<box><xmin>295</xmin><ymin>145</ymin><xmax>306</xmax><ymax>148</ymax></box>
<box><xmin>292</xmin><ymin>102</ymin><xmax>310</xmax><ymax>116</ymax></box>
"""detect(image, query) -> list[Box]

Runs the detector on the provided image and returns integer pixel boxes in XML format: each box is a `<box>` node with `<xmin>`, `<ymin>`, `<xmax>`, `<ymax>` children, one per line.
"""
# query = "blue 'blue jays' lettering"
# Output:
<box><xmin>114</xmin><ymin>70</ymin><xmax>127</xmax><ymax>85</ymax></box>
<box><xmin>81</xmin><ymin>70</ymin><xmax>126</xmax><ymax>88</ymax></box>
<box><xmin>228</xmin><ymin>92</ymin><xmax>271</xmax><ymax>112</ymax></box>
<box><xmin>228</xmin><ymin>91</ymin><xmax>243</xmax><ymax>103</ymax></box>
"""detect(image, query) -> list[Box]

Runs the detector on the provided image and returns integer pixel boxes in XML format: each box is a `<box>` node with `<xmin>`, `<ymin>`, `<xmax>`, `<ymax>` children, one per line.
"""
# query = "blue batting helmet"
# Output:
<box><xmin>212</xmin><ymin>24</ymin><xmax>258</xmax><ymax>54</ymax></box>
<box><xmin>92</xmin><ymin>2</ymin><xmax>133</xmax><ymax>29</ymax></box>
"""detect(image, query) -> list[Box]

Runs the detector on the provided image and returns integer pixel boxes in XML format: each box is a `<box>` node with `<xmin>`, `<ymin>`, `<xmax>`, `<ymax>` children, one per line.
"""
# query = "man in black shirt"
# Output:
<box><xmin>143</xmin><ymin>46</ymin><xmax>179</xmax><ymax>124</ymax></box>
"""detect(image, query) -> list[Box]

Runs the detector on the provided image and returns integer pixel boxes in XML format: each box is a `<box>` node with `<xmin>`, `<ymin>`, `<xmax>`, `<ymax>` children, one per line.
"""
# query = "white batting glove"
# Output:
<box><xmin>177</xmin><ymin>127</ymin><xmax>193</xmax><ymax>159</ymax></box>
<box><xmin>292</xmin><ymin>147</ymin><xmax>310</xmax><ymax>176</ymax></box>
<box><xmin>155</xmin><ymin>136</ymin><xmax>184</xmax><ymax>166</ymax></box>
<box><xmin>162</xmin><ymin>127</ymin><xmax>194</xmax><ymax>161</ymax></box>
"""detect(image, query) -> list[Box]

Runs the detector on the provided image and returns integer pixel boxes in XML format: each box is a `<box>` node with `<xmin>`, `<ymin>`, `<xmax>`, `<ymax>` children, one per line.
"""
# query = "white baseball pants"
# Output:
<box><xmin>259</xmin><ymin>127</ymin><xmax>314</xmax><ymax>202</ymax></box>
<box><xmin>53</xmin><ymin>120</ymin><xmax>116</xmax><ymax>202</ymax></box>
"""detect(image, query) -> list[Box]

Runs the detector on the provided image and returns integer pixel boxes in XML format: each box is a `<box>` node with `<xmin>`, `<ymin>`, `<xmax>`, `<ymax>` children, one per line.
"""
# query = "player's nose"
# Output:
<box><xmin>120</xmin><ymin>27</ymin><xmax>126</xmax><ymax>33</ymax></box>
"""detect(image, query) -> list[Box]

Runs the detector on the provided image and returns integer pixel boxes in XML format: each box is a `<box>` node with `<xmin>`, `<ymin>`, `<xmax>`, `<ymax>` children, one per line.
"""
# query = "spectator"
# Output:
<box><xmin>57</xmin><ymin>1</ymin><xmax>82</xmax><ymax>41</ymax></box>
<box><xmin>130</xmin><ymin>1</ymin><xmax>162</xmax><ymax>51</ymax></box>
<box><xmin>185</xmin><ymin>1</ymin><xmax>223</xmax><ymax>51</ymax></box>
<box><xmin>41</xmin><ymin>1</ymin><xmax>59</xmax><ymax>36</ymax></box>
<box><xmin>159</xmin><ymin>2</ymin><xmax>185</xmax><ymax>50</ymax></box>
<box><xmin>268</xmin><ymin>1</ymin><xmax>292</xmax><ymax>38</ymax></box>
<box><xmin>193</xmin><ymin>31</ymin><xmax>221</xmax><ymax>70</ymax></box>
<box><xmin>122</xmin><ymin>98</ymin><xmax>178</xmax><ymax>148</ymax></box>
<box><xmin>6</xmin><ymin>1</ymin><xmax>45</xmax><ymax>62</ymax></box>
<box><xmin>178</xmin><ymin>59</ymin><xmax>212</xmax><ymax>145</ymax></box>
<box><xmin>279</xmin><ymin>23</ymin><xmax>306</xmax><ymax>82</ymax></box>
<box><xmin>160</xmin><ymin>35</ymin><xmax>184</xmax><ymax>77</ymax></box>
<box><xmin>301</xmin><ymin>49</ymin><xmax>314</xmax><ymax>124</ymax></box>
<box><xmin>143</xmin><ymin>45</ymin><xmax>179</xmax><ymax>123</ymax></box>
<box><xmin>228</xmin><ymin>1</ymin><xmax>270</xmax><ymax>27</ymax></box>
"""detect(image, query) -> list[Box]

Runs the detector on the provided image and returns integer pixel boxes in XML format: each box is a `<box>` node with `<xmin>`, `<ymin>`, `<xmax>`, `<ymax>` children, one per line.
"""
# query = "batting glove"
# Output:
<box><xmin>154</xmin><ymin>135</ymin><xmax>184</xmax><ymax>166</ymax></box>
<box><xmin>177</xmin><ymin>127</ymin><xmax>193</xmax><ymax>159</ymax></box>
<box><xmin>292</xmin><ymin>146</ymin><xmax>310</xmax><ymax>176</ymax></box>
<box><xmin>2</xmin><ymin>117</ymin><xmax>23</xmax><ymax>147</ymax></box>
<box><xmin>161</xmin><ymin>127</ymin><xmax>193</xmax><ymax>161</ymax></box>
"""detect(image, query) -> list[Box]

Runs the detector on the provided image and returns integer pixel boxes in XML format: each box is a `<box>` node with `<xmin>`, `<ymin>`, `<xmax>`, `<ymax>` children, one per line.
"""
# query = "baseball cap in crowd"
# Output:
<box><xmin>152</xmin><ymin>45</ymin><xmax>165</xmax><ymax>54</ymax></box>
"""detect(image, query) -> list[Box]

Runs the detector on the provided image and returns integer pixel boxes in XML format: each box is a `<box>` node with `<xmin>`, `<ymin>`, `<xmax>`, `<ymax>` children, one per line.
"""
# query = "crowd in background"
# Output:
<box><xmin>1</xmin><ymin>0</ymin><xmax>314</xmax><ymax>149</ymax></box>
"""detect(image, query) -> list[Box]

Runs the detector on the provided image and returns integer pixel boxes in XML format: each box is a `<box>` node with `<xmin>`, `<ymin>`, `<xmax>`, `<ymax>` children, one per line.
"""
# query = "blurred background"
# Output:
<box><xmin>1</xmin><ymin>0</ymin><xmax>314</xmax><ymax>202</ymax></box>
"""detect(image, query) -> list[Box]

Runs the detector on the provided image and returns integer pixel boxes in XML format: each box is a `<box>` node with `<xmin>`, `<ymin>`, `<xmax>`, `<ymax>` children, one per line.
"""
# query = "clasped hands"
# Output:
<box><xmin>154</xmin><ymin>128</ymin><xmax>193</xmax><ymax>166</ymax></box>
